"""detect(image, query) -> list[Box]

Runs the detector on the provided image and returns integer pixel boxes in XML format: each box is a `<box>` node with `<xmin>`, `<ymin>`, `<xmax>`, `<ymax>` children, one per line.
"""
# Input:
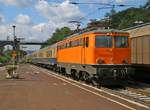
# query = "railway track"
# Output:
<box><xmin>99</xmin><ymin>83</ymin><xmax>150</xmax><ymax>107</ymax></box>
<box><xmin>112</xmin><ymin>87</ymin><xmax>150</xmax><ymax>104</ymax></box>
<box><xmin>126</xmin><ymin>87</ymin><xmax>150</xmax><ymax>97</ymax></box>
<box><xmin>124</xmin><ymin>82</ymin><xmax>150</xmax><ymax>103</ymax></box>
<box><xmin>101</xmin><ymin>82</ymin><xmax>150</xmax><ymax>106</ymax></box>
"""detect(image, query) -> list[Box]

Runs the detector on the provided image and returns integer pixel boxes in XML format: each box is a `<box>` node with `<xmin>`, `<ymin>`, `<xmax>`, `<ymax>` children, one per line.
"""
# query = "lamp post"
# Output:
<box><xmin>12</xmin><ymin>25</ymin><xmax>16</xmax><ymax>51</ymax></box>
<box><xmin>12</xmin><ymin>25</ymin><xmax>18</xmax><ymax>63</ymax></box>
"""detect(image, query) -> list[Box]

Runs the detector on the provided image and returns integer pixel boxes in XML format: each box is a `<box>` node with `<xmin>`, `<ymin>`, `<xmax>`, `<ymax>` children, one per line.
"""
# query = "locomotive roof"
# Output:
<box><xmin>88</xmin><ymin>28</ymin><xmax>128</xmax><ymax>33</ymax></box>
<box><xmin>65</xmin><ymin>28</ymin><xmax>128</xmax><ymax>40</ymax></box>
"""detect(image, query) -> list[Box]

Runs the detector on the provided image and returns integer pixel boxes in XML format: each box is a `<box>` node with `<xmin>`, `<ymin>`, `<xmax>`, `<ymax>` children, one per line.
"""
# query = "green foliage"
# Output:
<box><xmin>41</xmin><ymin>27</ymin><xmax>72</xmax><ymax>48</ymax></box>
<box><xmin>144</xmin><ymin>0</ymin><xmax>150</xmax><ymax>9</ymax></box>
<box><xmin>0</xmin><ymin>50</ymin><xmax>11</xmax><ymax>63</ymax></box>
<box><xmin>108</xmin><ymin>0</ymin><xmax>150</xmax><ymax>29</ymax></box>
<box><xmin>111</xmin><ymin>7</ymin><xmax>150</xmax><ymax>29</ymax></box>
<box><xmin>0</xmin><ymin>56</ymin><xmax>9</xmax><ymax>63</ymax></box>
<box><xmin>92</xmin><ymin>0</ymin><xmax>150</xmax><ymax>29</ymax></box>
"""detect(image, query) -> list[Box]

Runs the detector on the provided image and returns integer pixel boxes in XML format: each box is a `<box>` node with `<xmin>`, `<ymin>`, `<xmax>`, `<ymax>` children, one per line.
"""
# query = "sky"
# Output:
<box><xmin>0</xmin><ymin>0</ymin><xmax>147</xmax><ymax>50</ymax></box>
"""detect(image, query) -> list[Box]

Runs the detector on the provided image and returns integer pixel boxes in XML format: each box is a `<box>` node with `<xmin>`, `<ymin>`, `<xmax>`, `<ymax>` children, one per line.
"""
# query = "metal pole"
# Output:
<box><xmin>12</xmin><ymin>25</ymin><xmax>18</xmax><ymax>63</ymax></box>
<box><xmin>12</xmin><ymin>25</ymin><xmax>16</xmax><ymax>50</ymax></box>
<box><xmin>7</xmin><ymin>36</ymin><xmax>10</xmax><ymax>50</ymax></box>
<box><xmin>13</xmin><ymin>25</ymin><xmax>16</xmax><ymax>40</ymax></box>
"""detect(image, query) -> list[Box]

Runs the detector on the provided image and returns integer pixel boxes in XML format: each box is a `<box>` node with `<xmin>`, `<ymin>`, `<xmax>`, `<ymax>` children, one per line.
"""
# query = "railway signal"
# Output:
<box><xmin>12</xmin><ymin>51</ymin><xmax>17</xmax><ymax>59</ymax></box>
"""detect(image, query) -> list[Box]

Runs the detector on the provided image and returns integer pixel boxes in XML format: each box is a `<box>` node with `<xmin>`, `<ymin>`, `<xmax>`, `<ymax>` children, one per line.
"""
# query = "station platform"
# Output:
<box><xmin>0</xmin><ymin>64</ymin><xmax>148</xmax><ymax>110</ymax></box>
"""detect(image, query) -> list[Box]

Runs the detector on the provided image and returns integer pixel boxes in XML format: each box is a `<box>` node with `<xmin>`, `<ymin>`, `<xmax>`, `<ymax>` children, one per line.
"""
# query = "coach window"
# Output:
<box><xmin>53</xmin><ymin>49</ymin><xmax>55</xmax><ymax>55</ymax></box>
<box><xmin>49</xmin><ymin>51</ymin><xmax>51</xmax><ymax>56</ymax></box>
<box><xmin>77</xmin><ymin>39</ymin><xmax>80</xmax><ymax>46</ymax></box>
<box><xmin>47</xmin><ymin>51</ymin><xmax>49</xmax><ymax>57</ymax></box>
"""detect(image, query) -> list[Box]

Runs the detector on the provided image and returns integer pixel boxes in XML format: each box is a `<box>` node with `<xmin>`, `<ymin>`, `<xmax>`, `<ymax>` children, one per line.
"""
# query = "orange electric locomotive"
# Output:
<box><xmin>57</xmin><ymin>29</ymin><xmax>134</xmax><ymax>85</ymax></box>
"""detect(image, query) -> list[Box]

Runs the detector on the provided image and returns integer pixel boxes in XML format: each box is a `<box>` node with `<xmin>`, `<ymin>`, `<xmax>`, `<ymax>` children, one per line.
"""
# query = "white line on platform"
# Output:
<box><xmin>31</xmin><ymin>65</ymin><xmax>150</xmax><ymax>110</ymax></box>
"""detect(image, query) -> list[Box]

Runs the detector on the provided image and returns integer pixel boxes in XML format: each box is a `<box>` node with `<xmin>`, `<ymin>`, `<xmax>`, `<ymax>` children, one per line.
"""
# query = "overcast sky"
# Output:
<box><xmin>0</xmin><ymin>0</ymin><xmax>147</xmax><ymax>50</ymax></box>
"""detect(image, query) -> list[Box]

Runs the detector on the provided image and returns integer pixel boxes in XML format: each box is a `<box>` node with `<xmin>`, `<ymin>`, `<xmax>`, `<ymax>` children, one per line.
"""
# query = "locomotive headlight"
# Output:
<box><xmin>122</xmin><ymin>59</ymin><xmax>128</xmax><ymax>64</ymax></box>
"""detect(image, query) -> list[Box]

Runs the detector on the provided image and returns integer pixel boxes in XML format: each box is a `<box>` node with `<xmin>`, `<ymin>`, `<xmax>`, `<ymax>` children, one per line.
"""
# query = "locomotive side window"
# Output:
<box><xmin>85</xmin><ymin>37</ymin><xmax>89</xmax><ymax>47</ymax></box>
<box><xmin>79</xmin><ymin>38</ymin><xmax>83</xmax><ymax>46</ymax></box>
<box><xmin>95</xmin><ymin>36</ymin><xmax>112</xmax><ymax>48</ymax></box>
<box><xmin>115</xmin><ymin>36</ymin><xmax>128</xmax><ymax>48</ymax></box>
<box><xmin>58</xmin><ymin>37</ymin><xmax>84</xmax><ymax>50</ymax></box>
<box><xmin>67</xmin><ymin>42</ymin><xmax>70</xmax><ymax>48</ymax></box>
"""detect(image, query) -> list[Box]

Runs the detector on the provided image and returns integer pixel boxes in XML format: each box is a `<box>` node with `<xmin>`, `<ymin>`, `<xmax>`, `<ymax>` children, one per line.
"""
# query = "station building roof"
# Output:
<box><xmin>122</xmin><ymin>22</ymin><xmax>150</xmax><ymax>38</ymax></box>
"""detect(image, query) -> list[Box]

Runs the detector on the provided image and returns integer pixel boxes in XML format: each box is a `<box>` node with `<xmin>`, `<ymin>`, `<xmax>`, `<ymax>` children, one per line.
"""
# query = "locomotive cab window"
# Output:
<box><xmin>115</xmin><ymin>36</ymin><xmax>128</xmax><ymax>48</ymax></box>
<box><xmin>95</xmin><ymin>36</ymin><xmax>112</xmax><ymax>48</ymax></box>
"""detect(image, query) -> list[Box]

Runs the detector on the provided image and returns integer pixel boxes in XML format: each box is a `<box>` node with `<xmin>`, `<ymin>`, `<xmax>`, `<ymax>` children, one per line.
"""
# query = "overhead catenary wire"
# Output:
<box><xmin>69</xmin><ymin>2</ymin><xmax>135</xmax><ymax>22</ymax></box>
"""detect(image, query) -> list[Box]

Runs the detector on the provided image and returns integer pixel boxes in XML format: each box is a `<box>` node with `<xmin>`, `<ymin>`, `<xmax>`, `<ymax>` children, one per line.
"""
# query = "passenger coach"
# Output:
<box><xmin>30</xmin><ymin>44</ymin><xmax>57</xmax><ymax>69</ymax></box>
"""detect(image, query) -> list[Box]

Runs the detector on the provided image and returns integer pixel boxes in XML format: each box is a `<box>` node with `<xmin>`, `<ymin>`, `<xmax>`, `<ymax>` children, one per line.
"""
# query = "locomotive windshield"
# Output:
<box><xmin>115</xmin><ymin>36</ymin><xmax>128</xmax><ymax>48</ymax></box>
<box><xmin>95</xmin><ymin>36</ymin><xmax>112</xmax><ymax>48</ymax></box>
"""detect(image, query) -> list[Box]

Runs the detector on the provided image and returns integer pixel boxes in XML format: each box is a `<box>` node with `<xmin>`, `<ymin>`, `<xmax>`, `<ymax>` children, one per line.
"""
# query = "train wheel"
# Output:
<box><xmin>82</xmin><ymin>72</ymin><xmax>89</xmax><ymax>81</ymax></box>
<box><xmin>61</xmin><ymin>68</ymin><xmax>66</xmax><ymax>75</ymax></box>
<box><xmin>55</xmin><ymin>67</ymin><xmax>60</xmax><ymax>73</ymax></box>
<box><xmin>71</xmin><ymin>70</ymin><xmax>75</xmax><ymax>79</ymax></box>
<box><xmin>71</xmin><ymin>70</ymin><xmax>79</xmax><ymax>80</ymax></box>
<box><xmin>75</xmin><ymin>72</ymin><xmax>80</xmax><ymax>81</ymax></box>
<box><xmin>81</xmin><ymin>72</ymin><xmax>91</xmax><ymax>84</ymax></box>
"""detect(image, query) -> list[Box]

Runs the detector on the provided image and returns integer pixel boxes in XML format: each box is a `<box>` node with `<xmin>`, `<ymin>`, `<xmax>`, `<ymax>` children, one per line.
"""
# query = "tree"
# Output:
<box><xmin>41</xmin><ymin>27</ymin><xmax>72</xmax><ymax>48</ymax></box>
<box><xmin>144</xmin><ymin>0</ymin><xmax>150</xmax><ymax>9</ymax></box>
<box><xmin>0</xmin><ymin>47</ymin><xmax>4</xmax><ymax>56</ymax></box>
<box><xmin>108</xmin><ymin>7</ymin><xmax>150</xmax><ymax>29</ymax></box>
